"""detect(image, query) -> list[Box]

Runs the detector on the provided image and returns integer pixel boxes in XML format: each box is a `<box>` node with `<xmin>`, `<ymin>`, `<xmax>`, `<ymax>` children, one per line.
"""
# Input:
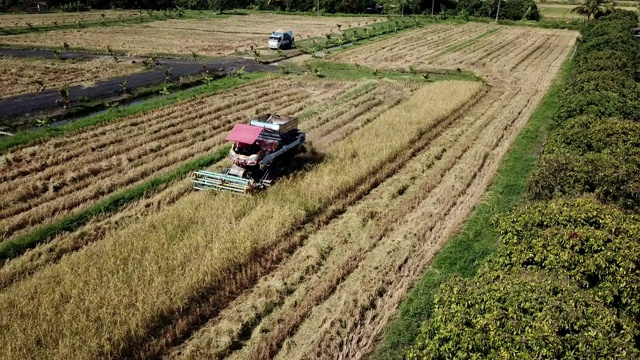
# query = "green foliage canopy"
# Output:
<box><xmin>407</xmin><ymin>268</ymin><xmax>638</xmax><ymax>359</ymax></box>
<box><xmin>492</xmin><ymin>197</ymin><xmax>640</xmax><ymax>319</ymax></box>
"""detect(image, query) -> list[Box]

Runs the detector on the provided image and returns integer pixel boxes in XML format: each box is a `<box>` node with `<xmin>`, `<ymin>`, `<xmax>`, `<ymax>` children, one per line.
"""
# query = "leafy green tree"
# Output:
<box><xmin>208</xmin><ymin>0</ymin><xmax>236</xmax><ymax>13</ymax></box>
<box><xmin>527</xmin><ymin>119</ymin><xmax>640</xmax><ymax>210</ymax></box>
<box><xmin>408</xmin><ymin>269</ymin><xmax>638</xmax><ymax>359</ymax></box>
<box><xmin>492</xmin><ymin>197</ymin><xmax>640</xmax><ymax>319</ymax></box>
<box><xmin>571</xmin><ymin>0</ymin><xmax>610</xmax><ymax>20</ymax></box>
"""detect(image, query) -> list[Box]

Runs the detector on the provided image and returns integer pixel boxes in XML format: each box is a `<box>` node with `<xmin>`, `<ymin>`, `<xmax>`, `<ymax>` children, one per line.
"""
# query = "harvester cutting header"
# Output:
<box><xmin>192</xmin><ymin>114</ymin><xmax>305</xmax><ymax>194</ymax></box>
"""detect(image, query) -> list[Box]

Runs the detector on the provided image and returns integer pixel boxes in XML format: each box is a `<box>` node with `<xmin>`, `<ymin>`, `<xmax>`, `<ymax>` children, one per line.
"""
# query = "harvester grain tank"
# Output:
<box><xmin>192</xmin><ymin>114</ymin><xmax>305</xmax><ymax>194</ymax></box>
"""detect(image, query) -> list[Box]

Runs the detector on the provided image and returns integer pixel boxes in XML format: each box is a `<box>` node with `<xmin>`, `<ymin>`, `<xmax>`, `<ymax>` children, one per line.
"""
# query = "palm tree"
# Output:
<box><xmin>571</xmin><ymin>0</ymin><xmax>612</xmax><ymax>20</ymax></box>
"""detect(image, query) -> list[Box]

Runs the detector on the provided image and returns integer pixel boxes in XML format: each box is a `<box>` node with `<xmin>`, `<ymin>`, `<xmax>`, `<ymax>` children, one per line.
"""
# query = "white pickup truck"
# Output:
<box><xmin>269</xmin><ymin>30</ymin><xmax>295</xmax><ymax>50</ymax></box>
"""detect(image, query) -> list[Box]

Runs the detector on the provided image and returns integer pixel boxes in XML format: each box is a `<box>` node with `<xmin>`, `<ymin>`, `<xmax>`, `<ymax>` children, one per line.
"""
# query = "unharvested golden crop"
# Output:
<box><xmin>0</xmin><ymin>57</ymin><xmax>143</xmax><ymax>99</ymax></box>
<box><xmin>0</xmin><ymin>14</ymin><xmax>376</xmax><ymax>57</ymax></box>
<box><xmin>0</xmin><ymin>80</ymin><xmax>482</xmax><ymax>360</ymax></box>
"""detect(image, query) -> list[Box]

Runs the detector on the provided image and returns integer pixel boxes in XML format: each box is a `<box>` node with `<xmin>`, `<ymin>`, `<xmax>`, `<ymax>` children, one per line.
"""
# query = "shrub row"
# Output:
<box><xmin>533</xmin><ymin>10</ymin><xmax>640</xmax><ymax>209</ymax></box>
<box><xmin>408</xmin><ymin>10</ymin><xmax>640</xmax><ymax>359</ymax></box>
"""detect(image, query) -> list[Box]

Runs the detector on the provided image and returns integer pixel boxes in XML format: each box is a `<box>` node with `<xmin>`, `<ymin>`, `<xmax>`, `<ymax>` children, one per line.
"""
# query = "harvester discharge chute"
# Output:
<box><xmin>192</xmin><ymin>114</ymin><xmax>305</xmax><ymax>194</ymax></box>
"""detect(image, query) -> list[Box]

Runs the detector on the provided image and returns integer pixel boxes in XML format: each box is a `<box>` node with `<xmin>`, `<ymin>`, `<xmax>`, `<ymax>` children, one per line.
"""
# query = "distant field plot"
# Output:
<box><xmin>536</xmin><ymin>0</ymin><xmax>638</xmax><ymax>4</ymax></box>
<box><xmin>537</xmin><ymin>3</ymin><xmax>638</xmax><ymax>19</ymax></box>
<box><xmin>329</xmin><ymin>23</ymin><xmax>498</xmax><ymax>70</ymax></box>
<box><xmin>538</xmin><ymin>4</ymin><xmax>581</xmax><ymax>19</ymax></box>
<box><xmin>144</xmin><ymin>14</ymin><xmax>376</xmax><ymax>40</ymax></box>
<box><xmin>329</xmin><ymin>25</ymin><xmax>578</xmax><ymax>84</ymax></box>
<box><xmin>0</xmin><ymin>14</ymin><xmax>377</xmax><ymax>57</ymax></box>
<box><xmin>0</xmin><ymin>57</ymin><xmax>144</xmax><ymax>99</ymax></box>
<box><xmin>0</xmin><ymin>10</ymin><xmax>144</xmax><ymax>28</ymax></box>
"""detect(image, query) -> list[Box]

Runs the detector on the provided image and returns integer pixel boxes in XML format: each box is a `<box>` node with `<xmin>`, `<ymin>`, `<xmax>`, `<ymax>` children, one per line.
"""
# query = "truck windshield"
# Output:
<box><xmin>269</xmin><ymin>36</ymin><xmax>280</xmax><ymax>41</ymax></box>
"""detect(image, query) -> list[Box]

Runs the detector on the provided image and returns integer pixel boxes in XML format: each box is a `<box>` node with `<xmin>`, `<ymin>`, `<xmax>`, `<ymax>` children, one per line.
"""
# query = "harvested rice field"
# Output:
<box><xmin>329</xmin><ymin>22</ymin><xmax>499</xmax><ymax>70</ymax></box>
<box><xmin>0</xmin><ymin>56</ymin><xmax>144</xmax><ymax>99</ymax></box>
<box><xmin>0</xmin><ymin>14</ymin><xmax>376</xmax><ymax>57</ymax></box>
<box><xmin>0</xmin><ymin>10</ymin><xmax>146</xmax><ymax>28</ymax></box>
<box><xmin>537</xmin><ymin>3</ymin><xmax>638</xmax><ymax>19</ymax></box>
<box><xmin>0</xmin><ymin>22</ymin><xmax>578</xmax><ymax>360</ymax></box>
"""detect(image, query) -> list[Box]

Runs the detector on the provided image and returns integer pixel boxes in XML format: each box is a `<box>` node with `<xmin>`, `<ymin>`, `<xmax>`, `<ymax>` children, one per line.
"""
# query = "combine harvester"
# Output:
<box><xmin>192</xmin><ymin>114</ymin><xmax>306</xmax><ymax>194</ymax></box>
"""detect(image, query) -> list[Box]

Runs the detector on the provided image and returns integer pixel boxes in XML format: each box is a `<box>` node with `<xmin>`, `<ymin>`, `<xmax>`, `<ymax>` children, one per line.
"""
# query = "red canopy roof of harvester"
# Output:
<box><xmin>226</xmin><ymin>124</ymin><xmax>263</xmax><ymax>144</ymax></box>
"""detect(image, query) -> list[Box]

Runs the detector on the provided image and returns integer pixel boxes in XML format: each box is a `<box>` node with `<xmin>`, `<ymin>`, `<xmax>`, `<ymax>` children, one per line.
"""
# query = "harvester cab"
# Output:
<box><xmin>192</xmin><ymin>114</ymin><xmax>305</xmax><ymax>194</ymax></box>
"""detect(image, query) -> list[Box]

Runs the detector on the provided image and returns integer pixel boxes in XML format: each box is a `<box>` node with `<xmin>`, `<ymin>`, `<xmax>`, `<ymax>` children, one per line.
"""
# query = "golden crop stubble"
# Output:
<box><xmin>329</xmin><ymin>23</ymin><xmax>495</xmax><ymax>70</ymax></box>
<box><xmin>0</xmin><ymin>80</ymin><xmax>482</xmax><ymax>360</ymax></box>
<box><xmin>0</xmin><ymin>10</ymin><xmax>140</xmax><ymax>28</ymax></box>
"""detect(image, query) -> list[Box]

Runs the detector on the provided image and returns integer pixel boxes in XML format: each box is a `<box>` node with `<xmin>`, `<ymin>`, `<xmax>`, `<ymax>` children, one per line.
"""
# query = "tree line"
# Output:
<box><xmin>3</xmin><ymin>0</ymin><xmax>539</xmax><ymax>21</ymax></box>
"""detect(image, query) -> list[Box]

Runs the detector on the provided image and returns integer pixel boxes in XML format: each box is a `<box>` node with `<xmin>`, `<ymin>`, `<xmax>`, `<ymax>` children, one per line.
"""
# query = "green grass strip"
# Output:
<box><xmin>298</xmin><ymin>81</ymin><xmax>378</xmax><ymax>120</ymax></box>
<box><xmin>372</xmin><ymin>49</ymin><xmax>573</xmax><ymax>360</ymax></box>
<box><xmin>0</xmin><ymin>145</ymin><xmax>231</xmax><ymax>260</ymax></box>
<box><xmin>285</xmin><ymin>60</ymin><xmax>479</xmax><ymax>82</ymax></box>
<box><xmin>0</xmin><ymin>72</ymin><xmax>267</xmax><ymax>154</ymax></box>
